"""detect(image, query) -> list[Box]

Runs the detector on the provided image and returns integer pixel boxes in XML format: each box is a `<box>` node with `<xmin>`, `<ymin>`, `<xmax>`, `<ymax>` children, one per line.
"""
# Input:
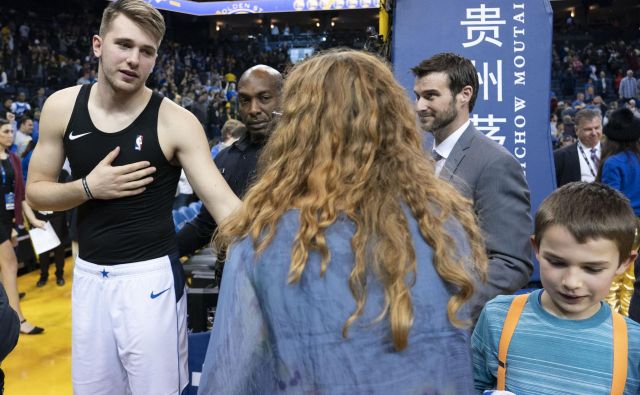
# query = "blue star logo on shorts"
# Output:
<box><xmin>101</xmin><ymin>268</ymin><xmax>109</xmax><ymax>278</ymax></box>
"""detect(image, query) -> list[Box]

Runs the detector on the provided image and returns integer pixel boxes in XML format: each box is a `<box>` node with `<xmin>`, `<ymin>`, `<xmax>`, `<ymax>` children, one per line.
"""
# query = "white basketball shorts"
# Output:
<box><xmin>72</xmin><ymin>254</ymin><xmax>188</xmax><ymax>395</ymax></box>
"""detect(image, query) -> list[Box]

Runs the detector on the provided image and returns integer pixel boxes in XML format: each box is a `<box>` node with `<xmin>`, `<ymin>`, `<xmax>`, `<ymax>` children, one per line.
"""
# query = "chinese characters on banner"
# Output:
<box><xmin>461</xmin><ymin>3</ymin><xmax>524</xmax><ymax>167</ymax></box>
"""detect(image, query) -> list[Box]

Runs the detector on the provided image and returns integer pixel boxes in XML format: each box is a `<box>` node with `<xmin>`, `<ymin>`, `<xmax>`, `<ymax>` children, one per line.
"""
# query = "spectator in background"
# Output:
<box><xmin>590</xmin><ymin>95</ymin><xmax>608</xmax><ymax>117</ymax></box>
<box><xmin>584</xmin><ymin>78</ymin><xmax>595</xmax><ymax>103</ymax></box>
<box><xmin>560</xmin><ymin>67</ymin><xmax>576</xmax><ymax>97</ymax></box>
<box><xmin>572</xmin><ymin>92</ymin><xmax>586</xmax><ymax>110</ymax></box>
<box><xmin>76</xmin><ymin>69</ymin><xmax>94</xmax><ymax>85</ymax></box>
<box><xmin>191</xmin><ymin>92</ymin><xmax>208</xmax><ymax>133</ymax></box>
<box><xmin>27</xmin><ymin>170</ymin><xmax>71</xmax><ymax>287</ymax></box>
<box><xmin>550</xmin><ymin>113</ymin><xmax>560</xmax><ymax>146</ymax></box>
<box><xmin>32</xmin><ymin>87</ymin><xmax>48</xmax><ymax>110</ymax></box>
<box><xmin>626</xmin><ymin>99</ymin><xmax>640</xmax><ymax>118</ymax></box>
<box><xmin>199</xmin><ymin>48</ymin><xmax>487</xmax><ymax>395</ymax></box>
<box><xmin>554</xmin><ymin>109</ymin><xmax>603</xmax><ymax>187</ymax></box>
<box><xmin>14</xmin><ymin>116</ymin><xmax>34</xmax><ymax>157</ymax></box>
<box><xmin>10</xmin><ymin>92</ymin><xmax>31</xmax><ymax>120</ymax></box>
<box><xmin>614</xmin><ymin>69</ymin><xmax>624</xmax><ymax>92</ymax></box>
<box><xmin>0</xmin><ymin>65</ymin><xmax>8</xmax><ymax>90</ymax></box>
<box><xmin>2</xmin><ymin>99</ymin><xmax>13</xmax><ymax>118</ymax></box>
<box><xmin>595</xmin><ymin>70</ymin><xmax>610</xmax><ymax>100</ymax></box>
<box><xmin>619</xmin><ymin>69</ymin><xmax>638</xmax><ymax>102</ymax></box>
<box><xmin>0</xmin><ymin>118</ymin><xmax>44</xmax><ymax>335</ymax></box>
<box><xmin>597</xmin><ymin>108</ymin><xmax>640</xmax><ymax>322</ymax></box>
<box><xmin>210</xmin><ymin>118</ymin><xmax>245</xmax><ymax>158</ymax></box>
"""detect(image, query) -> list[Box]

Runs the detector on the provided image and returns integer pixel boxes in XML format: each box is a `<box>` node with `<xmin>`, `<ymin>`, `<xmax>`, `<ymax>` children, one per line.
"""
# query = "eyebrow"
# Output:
<box><xmin>113</xmin><ymin>38</ymin><xmax>157</xmax><ymax>53</ymax></box>
<box><xmin>542</xmin><ymin>252</ymin><xmax>609</xmax><ymax>266</ymax></box>
<box><xmin>238</xmin><ymin>90</ymin><xmax>273</xmax><ymax>97</ymax></box>
<box><xmin>414</xmin><ymin>89</ymin><xmax>440</xmax><ymax>96</ymax></box>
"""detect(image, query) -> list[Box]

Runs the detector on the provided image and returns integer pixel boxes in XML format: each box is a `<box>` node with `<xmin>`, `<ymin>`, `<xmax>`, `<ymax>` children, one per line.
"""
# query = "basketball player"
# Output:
<box><xmin>25</xmin><ymin>1</ymin><xmax>239</xmax><ymax>394</ymax></box>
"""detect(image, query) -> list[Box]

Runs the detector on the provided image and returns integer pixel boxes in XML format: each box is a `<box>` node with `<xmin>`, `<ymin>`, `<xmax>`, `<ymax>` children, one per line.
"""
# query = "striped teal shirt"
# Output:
<box><xmin>472</xmin><ymin>289</ymin><xmax>640</xmax><ymax>394</ymax></box>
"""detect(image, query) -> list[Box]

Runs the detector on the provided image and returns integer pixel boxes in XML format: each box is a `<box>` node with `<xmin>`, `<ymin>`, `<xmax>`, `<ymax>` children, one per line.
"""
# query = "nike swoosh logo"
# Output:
<box><xmin>69</xmin><ymin>131</ymin><xmax>92</xmax><ymax>140</ymax></box>
<box><xmin>150</xmin><ymin>287</ymin><xmax>171</xmax><ymax>299</ymax></box>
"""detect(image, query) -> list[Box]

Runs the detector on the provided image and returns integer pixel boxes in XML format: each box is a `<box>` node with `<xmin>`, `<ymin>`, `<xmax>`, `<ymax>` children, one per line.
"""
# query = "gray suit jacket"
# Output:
<box><xmin>435</xmin><ymin>124</ymin><xmax>533</xmax><ymax>319</ymax></box>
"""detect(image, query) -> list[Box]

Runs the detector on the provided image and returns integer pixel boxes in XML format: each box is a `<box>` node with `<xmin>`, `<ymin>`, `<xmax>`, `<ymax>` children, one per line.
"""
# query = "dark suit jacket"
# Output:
<box><xmin>432</xmin><ymin>124</ymin><xmax>533</xmax><ymax>319</ymax></box>
<box><xmin>0</xmin><ymin>282</ymin><xmax>19</xmax><ymax>392</ymax></box>
<box><xmin>0</xmin><ymin>283</ymin><xmax>18</xmax><ymax>362</ymax></box>
<box><xmin>595</xmin><ymin>77</ymin><xmax>611</xmax><ymax>99</ymax></box>
<box><xmin>553</xmin><ymin>143</ymin><xmax>581</xmax><ymax>187</ymax></box>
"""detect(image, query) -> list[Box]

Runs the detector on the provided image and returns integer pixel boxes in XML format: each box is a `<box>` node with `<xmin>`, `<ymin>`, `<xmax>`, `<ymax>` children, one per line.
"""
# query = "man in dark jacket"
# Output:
<box><xmin>0</xmin><ymin>282</ymin><xmax>20</xmax><ymax>394</ymax></box>
<box><xmin>177</xmin><ymin>65</ymin><xmax>283</xmax><ymax>255</ymax></box>
<box><xmin>554</xmin><ymin>109</ymin><xmax>602</xmax><ymax>187</ymax></box>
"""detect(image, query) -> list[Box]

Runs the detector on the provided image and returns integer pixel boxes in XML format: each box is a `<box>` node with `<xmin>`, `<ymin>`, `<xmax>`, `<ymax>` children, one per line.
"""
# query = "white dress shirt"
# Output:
<box><xmin>577</xmin><ymin>140</ymin><xmax>600</xmax><ymax>183</ymax></box>
<box><xmin>432</xmin><ymin>120</ymin><xmax>470</xmax><ymax>176</ymax></box>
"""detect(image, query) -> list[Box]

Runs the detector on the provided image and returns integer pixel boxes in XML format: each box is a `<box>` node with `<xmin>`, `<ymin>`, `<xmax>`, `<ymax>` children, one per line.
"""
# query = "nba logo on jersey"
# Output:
<box><xmin>135</xmin><ymin>134</ymin><xmax>143</xmax><ymax>151</ymax></box>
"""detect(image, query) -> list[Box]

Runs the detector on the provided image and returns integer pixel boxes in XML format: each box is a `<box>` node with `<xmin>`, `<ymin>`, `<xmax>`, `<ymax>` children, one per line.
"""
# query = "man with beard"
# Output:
<box><xmin>412</xmin><ymin>53</ymin><xmax>533</xmax><ymax>320</ymax></box>
<box><xmin>177</xmin><ymin>65</ymin><xmax>283</xmax><ymax>256</ymax></box>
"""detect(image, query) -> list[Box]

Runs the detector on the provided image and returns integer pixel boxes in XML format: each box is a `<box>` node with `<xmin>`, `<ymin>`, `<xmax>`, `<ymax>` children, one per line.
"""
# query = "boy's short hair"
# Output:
<box><xmin>100</xmin><ymin>0</ymin><xmax>165</xmax><ymax>45</ymax></box>
<box><xmin>534</xmin><ymin>182</ymin><xmax>638</xmax><ymax>262</ymax></box>
<box><xmin>220</xmin><ymin>119</ymin><xmax>246</xmax><ymax>139</ymax></box>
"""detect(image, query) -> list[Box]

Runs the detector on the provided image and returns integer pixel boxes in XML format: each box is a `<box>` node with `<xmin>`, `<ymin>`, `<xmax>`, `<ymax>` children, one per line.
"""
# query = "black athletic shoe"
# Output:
<box><xmin>56</xmin><ymin>277</ymin><xmax>65</xmax><ymax>286</ymax></box>
<box><xmin>36</xmin><ymin>277</ymin><xmax>48</xmax><ymax>287</ymax></box>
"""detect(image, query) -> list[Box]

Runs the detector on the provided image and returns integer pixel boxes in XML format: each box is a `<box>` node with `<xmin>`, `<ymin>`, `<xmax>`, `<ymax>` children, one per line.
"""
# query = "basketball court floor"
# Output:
<box><xmin>3</xmin><ymin>257</ymin><xmax>74</xmax><ymax>395</ymax></box>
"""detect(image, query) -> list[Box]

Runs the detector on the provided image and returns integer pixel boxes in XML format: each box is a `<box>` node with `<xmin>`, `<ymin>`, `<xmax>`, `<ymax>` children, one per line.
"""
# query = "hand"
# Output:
<box><xmin>30</xmin><ymin>219</ymin><xmax>47</xmax><ymax>229</ymax></box>
<box><xmin>10</xmin><ymin>228</ymin><xmax>18</xmax><ymax>247</ymax></box>
<box><xmin>85</xmin><ymin>147</ymin><xmax>156</xmax><ymax>200</ymax></box>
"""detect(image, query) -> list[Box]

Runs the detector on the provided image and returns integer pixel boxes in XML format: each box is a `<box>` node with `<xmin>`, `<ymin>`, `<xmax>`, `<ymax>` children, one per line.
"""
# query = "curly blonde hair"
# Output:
<box><xmin>217</xmin><ymin>49</ymin><xmax>487</xmax><ymax>351</ymax></box>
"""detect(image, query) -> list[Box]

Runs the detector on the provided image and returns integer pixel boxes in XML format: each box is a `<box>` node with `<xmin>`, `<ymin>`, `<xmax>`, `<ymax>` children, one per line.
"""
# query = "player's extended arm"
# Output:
<box><xmin>167</xmin><ymin>105</ymin><xmax>240</xmax><ymax>225</ymax></box>
<box><xmin>26</xmin><ymin>89</ymin><xmax>157</xmax><ymax>211</ymax></box>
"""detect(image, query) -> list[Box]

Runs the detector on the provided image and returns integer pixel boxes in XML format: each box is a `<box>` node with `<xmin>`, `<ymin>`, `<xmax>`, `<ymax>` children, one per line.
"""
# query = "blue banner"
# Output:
<box><xmin>392</xmin><ymin>0</ymin><xmax>555</xmax><ymax>281</ymax></box>
<box><xmin>143</xmin><ymin>0</ymin><xmax>379</xmax><ymax>15</ymax></box>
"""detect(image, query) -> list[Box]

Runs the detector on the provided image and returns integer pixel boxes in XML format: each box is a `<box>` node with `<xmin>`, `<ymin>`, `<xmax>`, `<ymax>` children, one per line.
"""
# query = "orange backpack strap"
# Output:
<box><xmin>610</xmin><ymin>311</ymin><xmax>628</xmax><ymax>395</ymax></box>
<box><xmin>496</xmin><ymin>294</ymin><xmax>528</xmax><ymax>391</ymax></box>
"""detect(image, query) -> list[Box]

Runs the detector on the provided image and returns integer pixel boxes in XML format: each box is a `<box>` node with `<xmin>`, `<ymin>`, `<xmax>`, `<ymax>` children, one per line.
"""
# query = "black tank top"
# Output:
<box><xmin>64</xmin><ymin>84</ymin><xmax>181</xmax><ymax>265</ymax></box>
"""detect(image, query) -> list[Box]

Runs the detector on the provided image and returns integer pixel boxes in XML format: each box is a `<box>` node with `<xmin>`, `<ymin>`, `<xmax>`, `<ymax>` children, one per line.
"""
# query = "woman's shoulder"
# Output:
<box><xmin>607</xmin><ymin>150</ymin><xmax>638</xmax><ymax>164</ymax></box>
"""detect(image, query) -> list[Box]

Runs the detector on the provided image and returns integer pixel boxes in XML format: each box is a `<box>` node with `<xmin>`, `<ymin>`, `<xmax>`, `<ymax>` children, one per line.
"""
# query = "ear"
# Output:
<box><xmin>457</xmin><ymin>85</ymin><xmax>473</xmax><ymax>110</ymax></box>
<box><xmin>530</xmin><ymin>235</ymin><xmax>539</xmax><ymax>251</ymax></box>
<box><xmin>92</xmin><ymin>35</ymin><xmax>103</xmax><ymax>58</ymax></box>
<box><xmin>615</xmin><ymin>250</ymin><xmax>638</xmax><ymax>276</ymax></box>
<box><xmin>530</xmin><ymin>235</ymin><xmax>541</xmax><ymax>259</ymax></box>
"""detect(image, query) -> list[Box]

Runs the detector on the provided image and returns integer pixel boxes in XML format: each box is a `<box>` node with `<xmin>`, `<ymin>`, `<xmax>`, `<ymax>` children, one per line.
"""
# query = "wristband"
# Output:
<box><xmin>82</xmin><ymin>177</ymin><xmax>94</xmax><ymax>200</ymax></box>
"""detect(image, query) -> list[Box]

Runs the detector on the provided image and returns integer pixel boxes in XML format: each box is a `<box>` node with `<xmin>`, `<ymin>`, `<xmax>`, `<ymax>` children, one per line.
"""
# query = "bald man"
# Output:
<box><xmin>177</xmin><ymin>65</ymin><xmax>283</xmax><ymax>255</ymax></box>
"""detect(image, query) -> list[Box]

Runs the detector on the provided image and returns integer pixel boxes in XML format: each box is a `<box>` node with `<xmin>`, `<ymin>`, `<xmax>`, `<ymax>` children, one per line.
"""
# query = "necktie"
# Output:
<box><xmin>431</xmin><ymin>149</ymin><xmax>444</xmax><ymax>162</ymax></box>
<box><xmin>590</xmin><ymin>148</ymin><xmax>599</xmax><ymax>168</ymax></box>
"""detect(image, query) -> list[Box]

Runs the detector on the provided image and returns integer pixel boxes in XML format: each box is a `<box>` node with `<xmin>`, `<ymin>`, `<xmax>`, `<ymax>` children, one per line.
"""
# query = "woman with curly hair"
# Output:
<box><xmin>198</xmin><ymin>49</ymin><xmax>487</xmax><ymax>395</ymax></box>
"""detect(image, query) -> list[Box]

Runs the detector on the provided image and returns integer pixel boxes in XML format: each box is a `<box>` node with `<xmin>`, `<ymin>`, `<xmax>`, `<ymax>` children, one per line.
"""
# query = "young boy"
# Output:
<box><xmin>472</xmin><ymin>182</ymin><xmax>640</xmax><ymax>394</ymax></box>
